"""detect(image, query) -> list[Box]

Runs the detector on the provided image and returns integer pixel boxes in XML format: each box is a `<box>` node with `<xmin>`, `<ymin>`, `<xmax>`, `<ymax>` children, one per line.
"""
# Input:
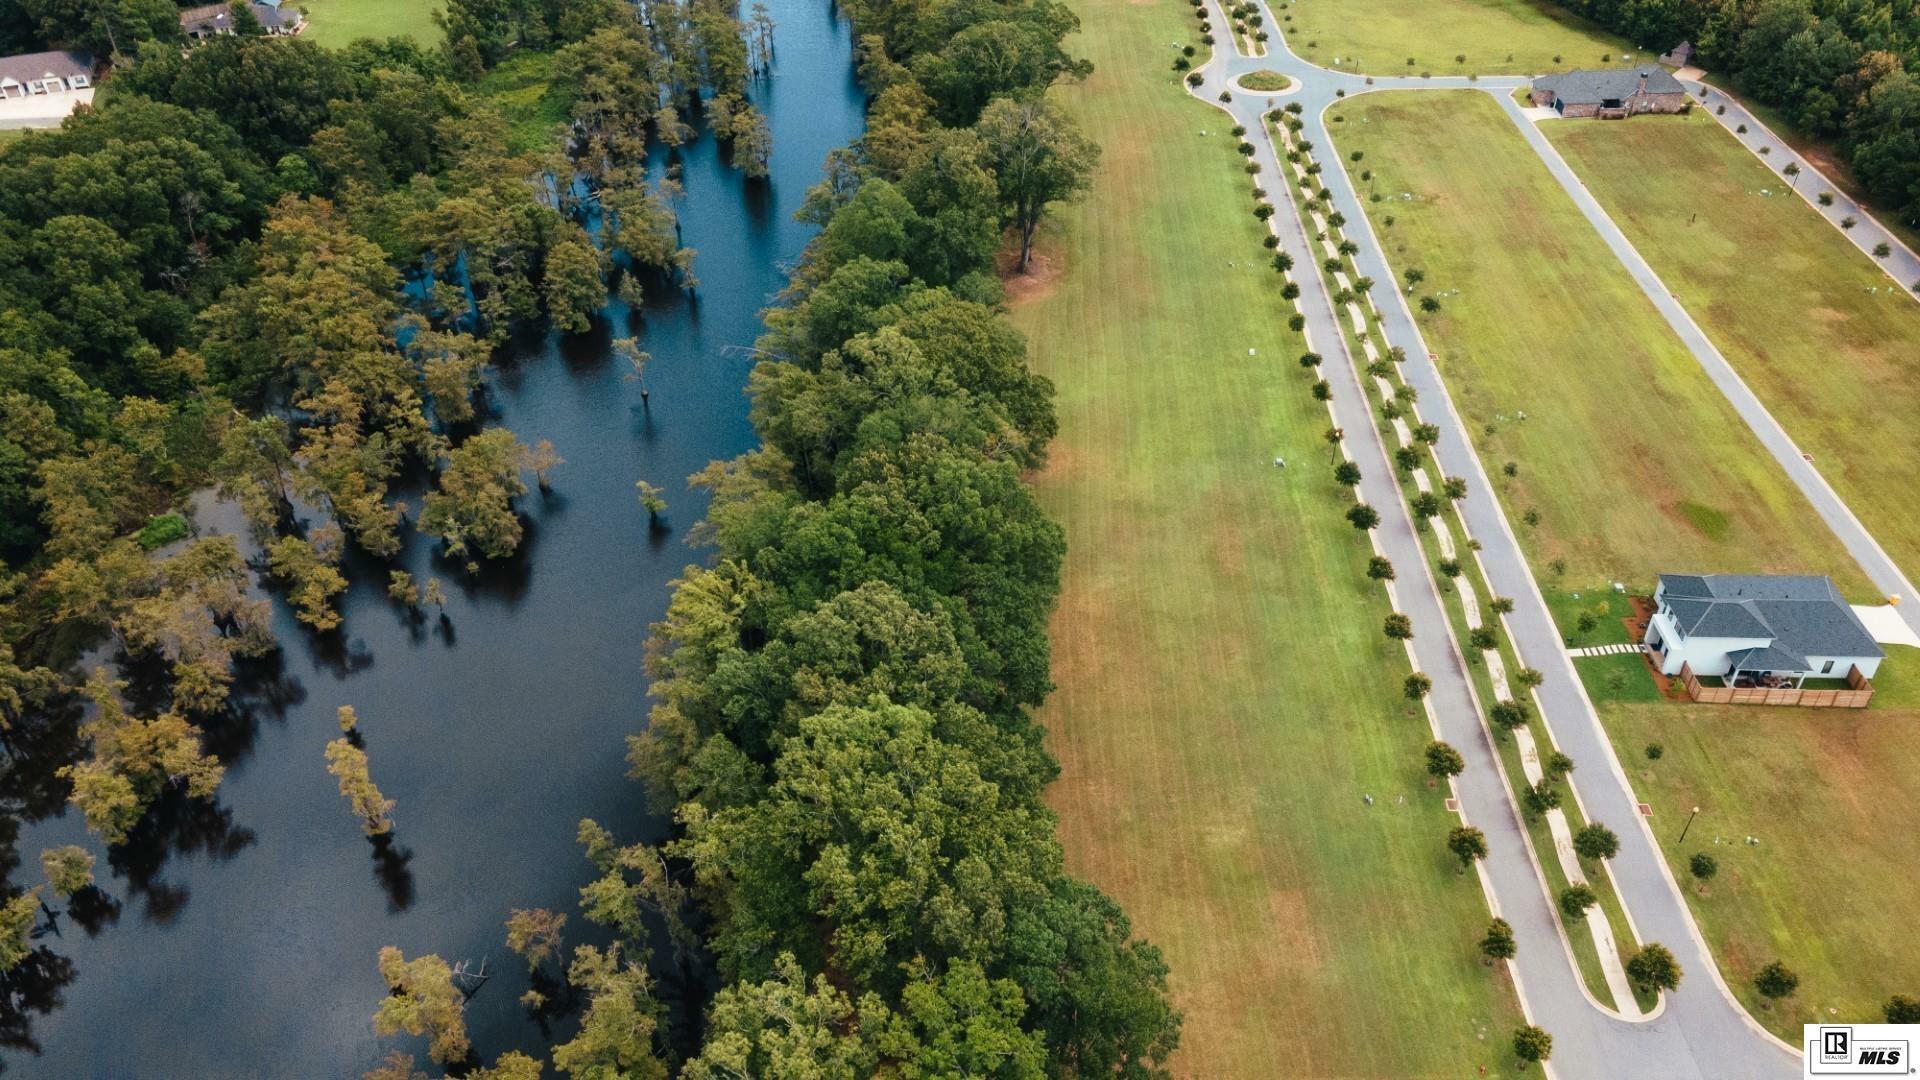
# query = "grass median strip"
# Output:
<box><xmin>1275</xmin><ymin>110</ymin><xmax>1659</xmax><ymax>1016</ymax></box>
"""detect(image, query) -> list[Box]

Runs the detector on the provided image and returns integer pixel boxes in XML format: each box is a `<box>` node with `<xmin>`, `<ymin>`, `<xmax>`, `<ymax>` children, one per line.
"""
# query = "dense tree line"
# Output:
<box><xmin>593</xmin><ymin>0</ymin><xmax>1181</xmax><ymax>1074</ymax></box>
<box><xmin>1560</xmin><ymin>0</ymin><xmax>1920</xmax><ymax>223</ymax></box>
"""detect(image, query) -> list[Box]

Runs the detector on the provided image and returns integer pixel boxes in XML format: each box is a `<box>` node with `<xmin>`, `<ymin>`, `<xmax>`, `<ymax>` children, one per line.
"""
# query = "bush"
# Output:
<box><xmin>1288</xmin><ymin>314</ymin><xmax>1305</xmax><ymax>331</ymax></box>
<box><xmin>1438</xmin><ymin>559</ymin><xmax>1462</xmax><ymax>577</ymax></box>
<box><xmin>136</xmin><ymin>512</ymin><xmax>190</xmax><ymax>551</ymax></box>
<box><xmin>1875</xmin><ymin>242</ymin><xmax>1892</xmax><ymax>257</ymax></box>
<box><xmin>1689</xmin><ymin>852</ymin><xmax>1717</xmax><ymax>880</ymax></box>
<box><xmin>1524</xmin><ymin>779</ymin><xmax>1560</xmax><ymax>814</ymax></box>
<box><xmin>1645</xmin><ymin>742</ymin><xmax>1663</xmax><ymax>760</ymax></box>
<box><xmin>1885</xmin><ymin>995</ymin><xmax>1920</xmax><ymax>1024</ymax></box>
<box><xmin>1365</xmin><ymin>554</ymin><xmax>1394</xmax><ymax>578</ymax></box>
<box><xmin>1754</xmin><ymin>961</ymin><xmax>1798</xmax><ymax>1000</ymax></box>
<box><xmin>1544</xmin><ymin>751</ymin><xmax>1574</xmax><ymax>780</ymax></box>
<box><xmin>1469</xmin><ymin>626</ymin><xmax>1498</xmax><ymax>652</ymax></box>
<box><xmin>1382</xmin><ymin>612</ymin><xmax>1413</xmax><ymax>639</ymax></box>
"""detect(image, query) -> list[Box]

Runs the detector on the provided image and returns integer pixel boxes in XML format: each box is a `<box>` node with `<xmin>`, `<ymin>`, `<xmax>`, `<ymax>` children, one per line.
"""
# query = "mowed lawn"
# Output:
<box><xmin>1325</xmin><ymin>91</ymin><xmax>1871</xmax><ymax>603</ymax></box>
<box><xmin>1280</xmin><ymin>0</ymin><xmax>1628</xmax><ymax>75</ymax></box>
<box><xmin>299</xmin><ymin>0</ymin><xmax>444</xmax><ymax>49</ymax></box>
<box><xmin>1548</xmin><ymin>110</ymin><xmax>1920</xmax><ymax>592</ymax></box>
<box><xmin>1013</xmin><ymin>6</ymin><xmax>1523</xmax><ymax>1075</ymax></box>
<box><xmin>1598</xmin><ymin>649</ymin><xmax>1920</xmax><ymax>1034</ymax></box>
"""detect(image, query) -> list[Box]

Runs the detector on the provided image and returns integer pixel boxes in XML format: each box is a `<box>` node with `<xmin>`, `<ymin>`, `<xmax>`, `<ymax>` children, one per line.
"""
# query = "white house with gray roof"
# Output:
<box><xmin>1645</xmin><ymin>574</ymin><xmax>1884</xmax><ymax>684</ymax></box>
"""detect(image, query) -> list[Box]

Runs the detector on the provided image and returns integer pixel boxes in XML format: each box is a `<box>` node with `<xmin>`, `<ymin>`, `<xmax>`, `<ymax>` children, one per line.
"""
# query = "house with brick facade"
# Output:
<box><xmin>1531</xmin><ymin>67</ymin><xmax>1688</xmax><ymax>118</ymax></box>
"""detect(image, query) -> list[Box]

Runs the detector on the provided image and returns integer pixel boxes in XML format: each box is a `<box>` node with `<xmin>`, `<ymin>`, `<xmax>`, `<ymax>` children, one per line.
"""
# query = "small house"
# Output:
<box><xmin>180</xmin><ymin>0</ymin><xmax>306</xmax><ymax>40</ymax></box>
<box><xmin>1646</xmin><ymin>574</ymin><xmax>1883</xmax><ymax>686</ymax></box>
<box><xmin>0</xmin><ymin>49</ymin><xmax>93</xmax><ymax>100</ymax></box>
<box><xmin>1530</xmin><ymin>67</ymin><xmax>1687</xmax><ymax>118</ymax></box>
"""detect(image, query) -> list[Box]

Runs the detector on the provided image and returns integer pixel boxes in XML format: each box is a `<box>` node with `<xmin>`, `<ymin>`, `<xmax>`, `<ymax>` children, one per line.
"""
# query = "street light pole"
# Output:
<box><xmin>1677</xmin><ymin>805</ymin><xmax>1701</xmax><ymax>844</ymax></box>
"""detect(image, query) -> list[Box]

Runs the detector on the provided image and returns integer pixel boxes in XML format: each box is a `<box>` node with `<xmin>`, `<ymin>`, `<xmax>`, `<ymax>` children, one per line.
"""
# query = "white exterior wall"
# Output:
<box><xmin>1800</xmin><ymin>654</ymin><xmax>1882</xmax><ymax>680</ymax></box>
<box><xmin>1658</xmin><ymin>632</ymin><xmax>1771</xmax><ymax>677</ymax></box>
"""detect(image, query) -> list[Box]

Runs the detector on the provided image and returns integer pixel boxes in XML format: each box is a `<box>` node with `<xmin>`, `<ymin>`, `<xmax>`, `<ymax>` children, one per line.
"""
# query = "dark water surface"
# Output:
<box><xmin>10</xmin><ymin>6</ymin><xmax>863</xmax><ymax>1075</ymax></box>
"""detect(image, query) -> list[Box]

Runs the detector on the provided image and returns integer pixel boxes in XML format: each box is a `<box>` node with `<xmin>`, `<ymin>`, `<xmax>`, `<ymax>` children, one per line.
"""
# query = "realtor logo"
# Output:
<box><xmin>1805</xmin><ymin>1024</ymin><xmax>1916</xmax><ymax>1076</ymax></box>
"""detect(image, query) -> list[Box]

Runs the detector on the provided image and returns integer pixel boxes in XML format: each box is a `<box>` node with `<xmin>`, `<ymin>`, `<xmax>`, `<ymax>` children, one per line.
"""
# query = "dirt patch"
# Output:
<box><xmin>1000</xmin><ymin>247</ymin><xmax>1063</xmax><ymax>306</ymax></box>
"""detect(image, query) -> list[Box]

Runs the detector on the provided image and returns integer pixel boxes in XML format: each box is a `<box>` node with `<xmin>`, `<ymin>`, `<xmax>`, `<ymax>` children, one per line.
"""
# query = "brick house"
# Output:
<box><xmin>1530</xmin><ymin>67</ymin><xmax>1688</xmax><ymax>118</ymax></box>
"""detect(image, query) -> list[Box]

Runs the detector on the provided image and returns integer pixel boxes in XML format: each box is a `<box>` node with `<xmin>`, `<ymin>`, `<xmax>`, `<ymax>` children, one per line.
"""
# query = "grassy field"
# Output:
<box><xmin>1598</xmin><ymin>649</ymin><xmax>1920</xmax><ymax>1033</ymax></box>
<box><xmin>1546</xmin><ymin>109</ymin><xmax>1920</xmax><ymax>593</ymax></box>
<box><xmin>1012</xmin><ymin>4</ymin><xmax>1524</xmax><ymax>1074</ymax></box>
<box><xmin>1324</xmin><ymin>91</ymin><xmax>1871</xmax><ymax>608</ymax></box>
<box><xmin>1279</xmin><ymin>0</ymin><xmax>1630</xmax><ymax>76</ymax></box>
<box><xmin>298</xmin><ymin>0</ymin><xmax>444</xmax><ymax>49</ymax></box>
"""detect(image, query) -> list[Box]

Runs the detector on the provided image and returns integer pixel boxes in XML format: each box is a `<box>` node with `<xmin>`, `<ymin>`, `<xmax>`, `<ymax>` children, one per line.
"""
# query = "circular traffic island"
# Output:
<box><xmin>1235</xmin><ymin>69</ymin><xmax>1293</xmax><ymax>93</ymax></box>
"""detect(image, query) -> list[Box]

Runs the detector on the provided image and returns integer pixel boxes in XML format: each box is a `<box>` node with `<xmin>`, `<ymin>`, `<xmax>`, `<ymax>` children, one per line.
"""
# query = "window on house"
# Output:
<box><xmin>1821</xmin><ymin>660</ymin><xmax>1834</xmax><ymax>674</ymax></box>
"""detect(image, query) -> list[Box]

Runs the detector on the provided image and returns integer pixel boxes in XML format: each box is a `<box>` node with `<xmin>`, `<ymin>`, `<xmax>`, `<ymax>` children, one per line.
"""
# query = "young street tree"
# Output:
<box><xmin>975</xmin><ymin>96</ymin><xmax>1099</xmax><ymax>271</ymax></box>
<box><xmin>1573</xmin><ymin>823</ymin><xmax>1619</xmax><ymax>861</ymax></box>
<box><xmin>374</xmin><ymin>947</ymin><xmax>471</xmax><ymax>1066</ymax></box>
<box><xmin>326</xmin><ymin>738</ymin><xmax>395</xmax><ymax>837</ymax></box>
<box><xmin>1424</xmin><ymin>740</ymin><xmax>1464</xmax><ymax>778</ymax></box>
<box><xmin>1558</xmin><ymin>884</ymin><xmax>1596</xmax><ymax>921</ymax></box>
<box><xmin>1383</xmin><ymin>612</ymin><xmax>1413</xmax><ymax>640</ymax></box>
<box><xmin>1513</xmin><ymin>1025</ymin><xmax>1553</xmax><ymax>1069</ymax></box>
<box><xmin>1480</xmin><ymin>917</ymin><xmax>1516</xmax><ymax>963</ymax></box>
<box><xmin>1404</xmin><ymin>673</ymin><xmax>1432</xmax><ymax>700</ymax></box>
<box><xmin>1447</xmin><ymin>825</ymin><xmax>1488</xmax><ymax>870</ymax></box>
<box><xmin>1626</xmin><ymin>943</ymin><xmax>1682</xmax><ymax>992</ymax></box>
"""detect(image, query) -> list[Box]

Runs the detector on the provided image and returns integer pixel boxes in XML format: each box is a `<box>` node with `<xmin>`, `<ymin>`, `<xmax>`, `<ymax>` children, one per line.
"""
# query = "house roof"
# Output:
<box><xmin>180</xmin><ymin>1</ymin><xmax>302</xmax><ymax>34</ymax></box>
<box><xmin>1533</xmin><ymin>67</ymin><xmax>1684</xmax><ymax>104</ymax></box>
<box><xmin>1659</xmin><ymin>573</ymin><xmax>1884</xmax><ymax>667</ymax></box>
<box><xmin>0</xmin><ymin>49</ymin><xmax>93</xmax><ymax>85</ymax></box>
<box><xmin>1726</xmin><ymin>643</ymin><xmax>1810</xmax><ymax>672</ymax></box>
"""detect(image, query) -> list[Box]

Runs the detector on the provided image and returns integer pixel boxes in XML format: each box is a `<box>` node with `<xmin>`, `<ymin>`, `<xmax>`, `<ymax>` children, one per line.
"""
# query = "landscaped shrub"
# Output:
<box><xmin>1238</xmin><ymin>70</ymin><xmax>1291</xmax><ymax>92</ymax></box>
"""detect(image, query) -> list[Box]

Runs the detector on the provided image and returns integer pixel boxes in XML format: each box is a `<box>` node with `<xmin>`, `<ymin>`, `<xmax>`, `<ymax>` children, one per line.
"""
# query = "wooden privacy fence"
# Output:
<box><xmin>1679</xmin><ymin>663</ymin><xmax>1874</xmax><ymax>708</ymax></box>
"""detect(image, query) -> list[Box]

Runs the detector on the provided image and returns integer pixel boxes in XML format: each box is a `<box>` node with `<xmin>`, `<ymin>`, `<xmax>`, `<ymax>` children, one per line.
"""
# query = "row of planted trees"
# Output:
<box><xmin>1260</xmin><ymin>93</ymin><xmax>1700</xmax><ymax>1056</ymax></box>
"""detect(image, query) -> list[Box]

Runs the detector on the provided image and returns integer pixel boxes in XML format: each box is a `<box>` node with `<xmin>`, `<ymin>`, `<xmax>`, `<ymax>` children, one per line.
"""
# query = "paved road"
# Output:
<box><xmin>1190</xmin><ymin>13</ymin><xmax>1803</xmax><ymax>1079</ymax></box>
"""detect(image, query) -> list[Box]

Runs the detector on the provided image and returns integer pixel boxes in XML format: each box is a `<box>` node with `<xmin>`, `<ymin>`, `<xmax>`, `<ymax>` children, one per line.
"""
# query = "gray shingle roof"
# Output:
<box><xmin>1726</xmin><ymin>644</ymin><xmax>1810</xmax><ymax>672</ymax></box>
<box><xmin>0</xmin><ymin>49</ymin><xmax>92</xmax><ymax>86</ymax></box>
<box><xmin>1659</xmin><ymin>573</ymin><xmax>1883</xmax><ymax>666</ymax></box>
<box><xmin>1534</xmin><ymin>67</ymin><xmax>1684</xmax><ymax>105</ymax></box>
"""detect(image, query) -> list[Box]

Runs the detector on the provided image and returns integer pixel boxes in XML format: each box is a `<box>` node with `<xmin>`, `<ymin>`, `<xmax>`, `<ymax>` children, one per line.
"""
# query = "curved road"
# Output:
<box><xmin>1187</xmin><ymin>12</ymin><xmax>1811</xmax><ymax>1079</ymax></box>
